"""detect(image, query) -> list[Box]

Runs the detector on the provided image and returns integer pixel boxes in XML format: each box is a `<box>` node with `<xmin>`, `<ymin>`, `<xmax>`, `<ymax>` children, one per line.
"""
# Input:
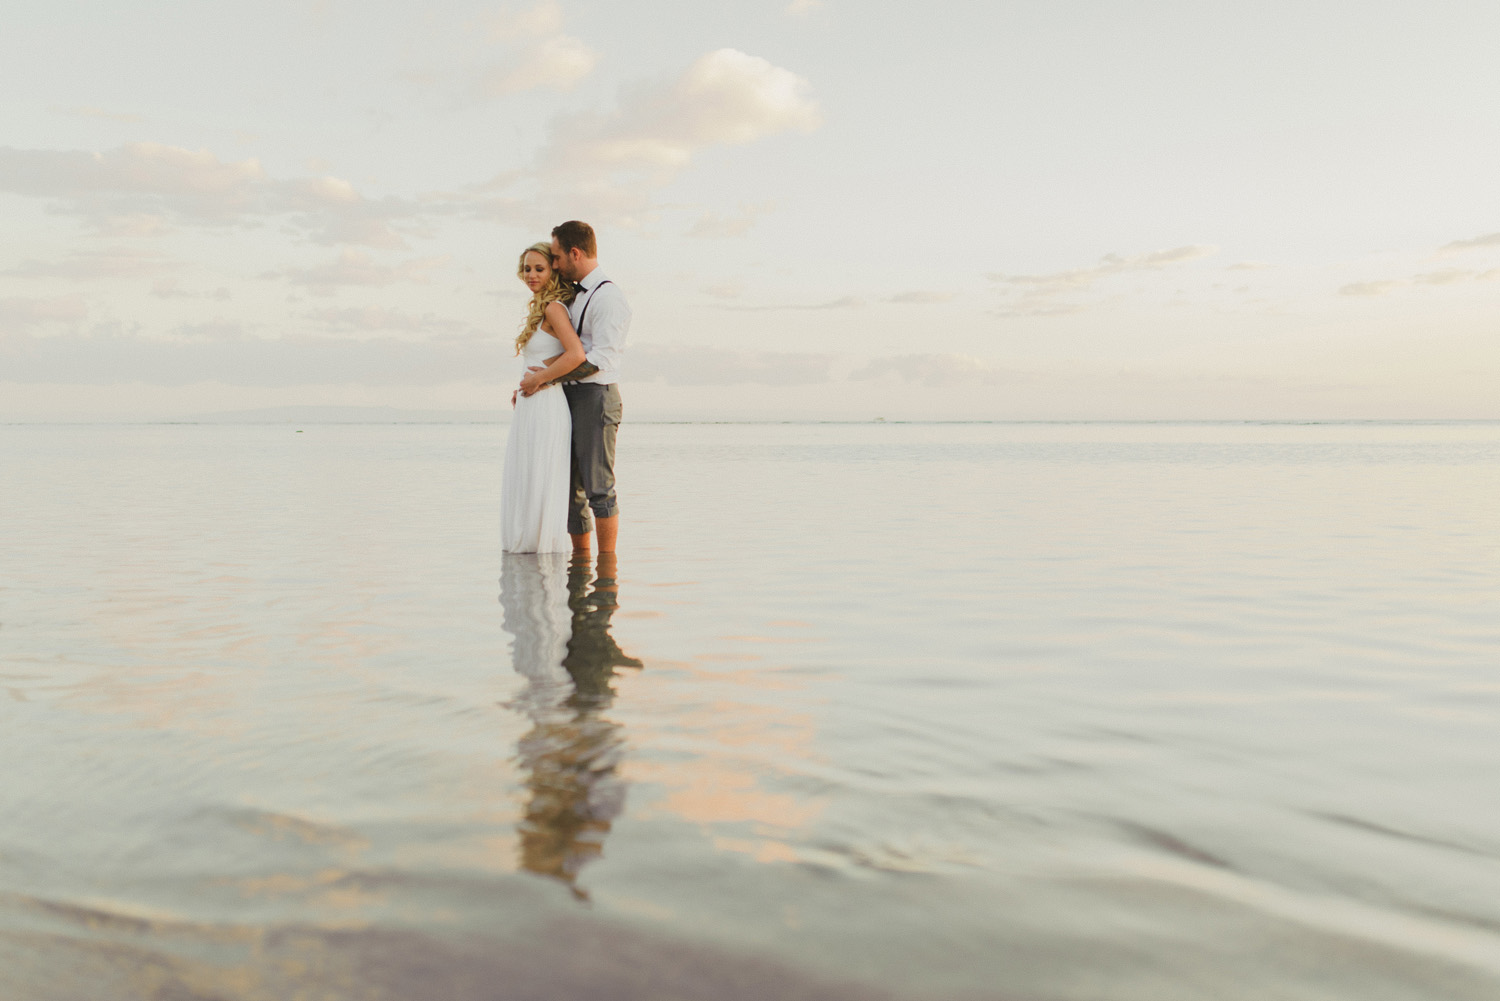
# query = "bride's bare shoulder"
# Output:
<box><xmin>542</xmin><ymin>300</ymin><xmax>576</xmax><ymax>335</ymax></box>
<box><xmin>538</xmin><ymin>300</ymin><xmax>570</xmax><ymax>333</ymax></box>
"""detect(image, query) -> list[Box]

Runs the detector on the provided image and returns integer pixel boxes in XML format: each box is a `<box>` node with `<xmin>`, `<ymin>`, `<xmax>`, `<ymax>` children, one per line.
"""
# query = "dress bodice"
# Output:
<box><xmin>523</xmin><ymin>329</ymin><xmax>563</xmax><ymax>368</ymax></box>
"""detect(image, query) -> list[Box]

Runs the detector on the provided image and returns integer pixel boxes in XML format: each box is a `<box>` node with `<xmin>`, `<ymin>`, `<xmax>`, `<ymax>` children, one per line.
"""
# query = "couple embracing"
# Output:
<box><xmin>501</xmin><ymin>220</ymin><xmax>628</xmax><ymax>556</ymax></box>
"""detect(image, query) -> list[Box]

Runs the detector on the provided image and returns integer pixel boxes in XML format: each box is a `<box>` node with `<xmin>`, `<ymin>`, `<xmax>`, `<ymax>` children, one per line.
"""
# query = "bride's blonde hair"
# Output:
<box><xmin>515</xmin><ymin>242</ymin><xmax>574</xmax><ymax>355</ymax></box>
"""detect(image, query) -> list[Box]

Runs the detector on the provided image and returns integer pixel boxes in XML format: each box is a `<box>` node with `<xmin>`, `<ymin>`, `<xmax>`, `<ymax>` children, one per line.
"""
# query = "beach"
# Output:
<box><xmin>3</xmin><ymin>420</ymin><xmax>1499</xmax><ymax>1000</ymax></box>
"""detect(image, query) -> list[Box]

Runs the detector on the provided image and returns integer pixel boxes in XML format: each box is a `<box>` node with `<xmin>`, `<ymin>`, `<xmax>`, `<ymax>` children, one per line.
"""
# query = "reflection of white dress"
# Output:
<box><xmin>499</xmin><ymin>552</ymin><xmax>572</xmax><ymax>695</ymax></box>
<box><xmin>501</xmin><ymin>330</ymin><xmax>572</xmax><ymax>553</ymax></box>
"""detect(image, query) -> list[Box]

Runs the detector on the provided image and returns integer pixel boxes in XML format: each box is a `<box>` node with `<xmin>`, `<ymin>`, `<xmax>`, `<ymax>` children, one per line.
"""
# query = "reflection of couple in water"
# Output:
<box><xmin>500</xmin><ymin>550</ymin><xmax>642</xmax><ymax>898</ymax></box>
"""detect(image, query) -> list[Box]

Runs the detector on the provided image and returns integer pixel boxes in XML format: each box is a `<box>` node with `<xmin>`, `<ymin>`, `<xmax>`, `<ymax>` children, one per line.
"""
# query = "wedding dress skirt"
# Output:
<box><xmin>501</xmin><ymin>331</ymin><xmax>572</xmax><ymax>553</ymax></box>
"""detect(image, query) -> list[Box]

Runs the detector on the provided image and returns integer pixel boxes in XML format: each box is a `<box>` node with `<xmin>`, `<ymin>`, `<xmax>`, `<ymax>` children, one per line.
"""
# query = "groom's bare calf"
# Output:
<box><xmin>572</xmin><ymin>515</ymin><xmax>617</xmax><ymax>555</ymax></box>
<box><xmin>596</xmin><ymin>516</ymin><xmax>617</xmax><ymax>554</ymax></box>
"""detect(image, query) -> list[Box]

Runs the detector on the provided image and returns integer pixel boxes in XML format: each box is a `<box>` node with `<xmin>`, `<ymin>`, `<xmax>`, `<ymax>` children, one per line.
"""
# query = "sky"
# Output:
<box><xmin>3</xmin><ymin>0</ymin><xmax>1499</xmax><ymax>420</ymax></box>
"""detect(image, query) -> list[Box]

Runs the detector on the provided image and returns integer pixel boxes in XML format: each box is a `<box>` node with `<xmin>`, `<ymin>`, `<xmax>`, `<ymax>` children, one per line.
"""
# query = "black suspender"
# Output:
<box><xmin>574</xmin><ymin>280</ymin><xmax>612</xmax><ymax>334</ymax></box>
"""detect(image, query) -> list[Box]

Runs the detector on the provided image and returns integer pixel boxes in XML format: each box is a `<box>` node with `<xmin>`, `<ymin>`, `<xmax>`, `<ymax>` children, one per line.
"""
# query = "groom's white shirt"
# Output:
<box><xmin>567</xmin><ymin>267</ymin><xmax>628</xmax><ymax>385</ymax></box>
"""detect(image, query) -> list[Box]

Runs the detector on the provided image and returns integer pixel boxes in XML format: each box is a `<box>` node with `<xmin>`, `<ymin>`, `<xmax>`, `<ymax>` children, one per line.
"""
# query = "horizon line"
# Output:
<box><xmin>6</xmin><ymin>417</ymin><xmax>1500</xmax><ymax>427</ymax></box>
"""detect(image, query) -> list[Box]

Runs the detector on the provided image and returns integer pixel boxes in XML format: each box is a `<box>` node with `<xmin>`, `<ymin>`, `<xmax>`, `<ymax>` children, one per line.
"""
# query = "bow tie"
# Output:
<box><xmin>571</xmin><ymin>281</ymin><xmax>586</xmax><ymax>293</ymax></box>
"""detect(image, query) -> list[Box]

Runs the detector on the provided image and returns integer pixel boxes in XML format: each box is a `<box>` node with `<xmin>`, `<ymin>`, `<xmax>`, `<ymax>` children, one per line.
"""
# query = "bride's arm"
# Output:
<box><xmin>518</xmin><ymin>303</ymin><xmax>586</xmax><ymax>394</ymax></box>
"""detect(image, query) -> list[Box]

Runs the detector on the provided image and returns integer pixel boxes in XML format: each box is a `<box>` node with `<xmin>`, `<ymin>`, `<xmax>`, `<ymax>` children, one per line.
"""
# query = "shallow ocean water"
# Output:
<box><xmin>2</xmin><ymin>420</ymin><xmax>1499</xmax><ymax>1000</ymax></box>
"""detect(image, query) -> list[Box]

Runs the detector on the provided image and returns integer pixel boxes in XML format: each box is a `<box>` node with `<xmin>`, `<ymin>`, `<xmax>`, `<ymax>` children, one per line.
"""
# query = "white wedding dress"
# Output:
<box><xmin>501</xmin><ymin>329</ymin><xmax>572</xmax><ymax>553</ymax></box>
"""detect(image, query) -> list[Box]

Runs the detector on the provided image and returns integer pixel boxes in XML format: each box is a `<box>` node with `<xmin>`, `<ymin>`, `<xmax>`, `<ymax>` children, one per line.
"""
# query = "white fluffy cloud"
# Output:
<box><xmin>0</xmin><ymin>143</ymin><xmax>414</xmax><ymax>247</ymax></box>
<box><xmin>480</xmin><ymin>35</ymin><xmax>597</xmax><ymax>97</ymax></box>
<box><xmin>486</xmin><ymin>0</ymin><xmax>566</xmax><ymax>40</ymax></box>
<box><xmin>475</xmin><ymin>0</ymin><xmax>596</xmax><ymax>97</ymax></box>
<box><xmin>567</xmin><ymin>49</ymin><xmax>819</xmax><ymax>169</ymax></box>
<box><xmin>468</xmin><ymin>49</ymin><xmax>819</xmax><ymax>224</ymax></box>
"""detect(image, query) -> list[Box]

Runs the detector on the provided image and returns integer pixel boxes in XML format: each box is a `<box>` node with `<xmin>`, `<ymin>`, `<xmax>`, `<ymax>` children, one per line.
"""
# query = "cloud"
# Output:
<box><xmin>486</xmin><ymin>0</ymin><xmax>565</xmax><ymax>40</ymax></box>
<box><xmin>701</xmin><ymin>282</ymin><xmax>744</xmax><ymax>299</ymax></box>
<box><xmin>1337</xmin><ymin>280</ymin><xmax>1395</xmax><ymax>296</ymax></box>
<box><xmin>882</xmin><ymin>291</ymin><xmax>956</xmax><ymax>304</ymax></box>
<box><xmin>269</xmin><ymin>250</ymin><xmax>449</xmax><ymax>295</ymax></box>
<box><xmin>1227</xmin><ymin>260</ymin><xmax>1272</xmax><ymax>271</ymax></box>
<box><xmin>0</xmin><ymin>143</ymin><xmax>415</xmax><ymax>247</ymax></box>
<box><xmin>1440</xmin><ymin>231</ymin><xmax>1500</xmax><ymax>254</ymax></box>
<box><xmin>473</xmin><ymin>1</ymin><xmax>596</xmax><ymax>97</ymax></box>
<box><xmin>0</xmin><ymin>326</ymin><xmax>504</xmax><ymax>386</ymax></box>
<box><xmin>481</xmin><ymin>49</ymin><xmax>819</xmax><ymax>224</ymax></box>
<box><xmin>716</xmin><ymin>296</ymin><xmax>862</xmax><ymax>312</ymax></box>
<box><xmin>629</xmin><ymin>343</ymin><xmax>833</xmax><ymax>386</ymax></box>
<box><xmin>785</xmin><ymin>0</ymin><xmax>823</xmax><ymax>15</ymax></box>
<box><xmin>5</xmin><ymin>247</ymin><xmax>173</xmax><ymax>281</ymax></box>
<box><xmin>278</xmin><ymin>176</ymin><xmax>415</xmax><ymax>247</ymax></box>
<box><xmin>579</xmin><ymin>49</ymin><xmax>819</xmax><ymax>165</ymax></box>
<box><xmin>991</xmin><ymin>245</ymin><xmax>1217</xmax><ymax>293</ymax></box>
<box><xmin>851</xmin><ymin>353</ymin><xmax>1019</xmax><ymax>388</ymax></box>
<box><xmin>0</xmin><ymin>143</ymin><xmax>263</xmax><ymax>209</ymax></box>
<box><xmin>173</xmin><ymin>320</ymin><xmax>248</xmax><ymax>341</ymax></box>
<box><xmin>151</xmin><ymin>279</ymin><xmax>231</xmax><ymax>300</ymax></box>
<box><xmin>991</xmin><ymin>301</ymin><xmax>1087</xmax><ymax>318</ymax></box>
<box><xmin>93</xmin><ymin>213</ymin><xmax>173</xmax><ymax>237</ymax></box>
<box><xmin>1338</xmin><ymin>268</ymin><xmax>1500</xmax><ymax>297</ymax></box>
<box><xmin>479</xmin><ymin>35</ymin><xmax>597</xmax><ymax>97</ymax></box>
<box><xmin>437</xmin><ymin>50</ymin><xmax>819</xmax><ymax>228</ymax></box>
<box><xmin>986</xmin><ymin>244</ymin><xmax>1217</xmax><ymax>315</ymax></box>
<box><xmin>1412</xmin><ymin>268</ymin><xmax>1473</xmax><ymax>286</ymax></box>
<box><xmin>0</xmin><ymin>295</ymin><xmax>88</xmax><ymax>329</ymax></box>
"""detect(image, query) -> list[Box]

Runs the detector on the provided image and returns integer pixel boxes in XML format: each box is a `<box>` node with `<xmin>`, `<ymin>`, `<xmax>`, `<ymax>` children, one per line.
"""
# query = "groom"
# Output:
<box><xmin>519</xmin><ymin>220</ymin><xmax>629</xmax><ymax>554</ymax></box>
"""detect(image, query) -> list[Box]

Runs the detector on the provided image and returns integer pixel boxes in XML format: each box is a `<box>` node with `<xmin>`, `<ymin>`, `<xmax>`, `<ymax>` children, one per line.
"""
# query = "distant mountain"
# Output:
<box><xmin>175</xmin><ymin>406</ymin><xmax>509</xmax><ymax>424</ymax></box>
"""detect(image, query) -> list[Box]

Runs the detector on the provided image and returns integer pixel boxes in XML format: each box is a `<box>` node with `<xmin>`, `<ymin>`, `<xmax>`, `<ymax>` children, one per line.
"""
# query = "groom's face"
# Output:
<box><xmin>550</xmin><ymin>238</ymin><xmax>576</xmax><ymax>281</ymax></box>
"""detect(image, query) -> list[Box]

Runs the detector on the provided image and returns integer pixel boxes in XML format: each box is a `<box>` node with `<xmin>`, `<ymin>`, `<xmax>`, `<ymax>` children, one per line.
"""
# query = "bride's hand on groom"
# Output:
<box><xmin>518</xmin><ymin>366</ymin><xmax>547</xmax><ymax>397</ymax></box>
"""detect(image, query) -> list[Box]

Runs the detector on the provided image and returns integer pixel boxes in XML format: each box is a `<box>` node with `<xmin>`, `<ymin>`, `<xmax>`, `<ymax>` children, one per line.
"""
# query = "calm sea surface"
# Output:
<box><xmin>2</xmin><ymin>421</ymin><xmax>1499</xmax><ymax>1000</ymax></box>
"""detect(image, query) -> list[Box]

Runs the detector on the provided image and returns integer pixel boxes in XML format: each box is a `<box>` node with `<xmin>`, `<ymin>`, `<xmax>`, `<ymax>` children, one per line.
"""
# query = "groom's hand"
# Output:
<box><xmin>519</xmin><ymin>366</ymin><xmax>546</xmax><ymax>396</ymax></box>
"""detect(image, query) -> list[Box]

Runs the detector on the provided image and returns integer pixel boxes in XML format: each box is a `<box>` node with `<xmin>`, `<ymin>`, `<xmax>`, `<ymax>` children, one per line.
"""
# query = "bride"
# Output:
<box><xmin>501</xmin><ymin>243</ymin><xmax>586</xmax><ymax>553</ymax></box>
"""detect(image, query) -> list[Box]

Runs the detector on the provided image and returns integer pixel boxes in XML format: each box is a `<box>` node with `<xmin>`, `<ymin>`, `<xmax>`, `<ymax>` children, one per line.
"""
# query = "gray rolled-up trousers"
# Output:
<box><xmin>563</xmin><ymin>382</ymin><xmax>622</xmax><ymax>535</ymax></box>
